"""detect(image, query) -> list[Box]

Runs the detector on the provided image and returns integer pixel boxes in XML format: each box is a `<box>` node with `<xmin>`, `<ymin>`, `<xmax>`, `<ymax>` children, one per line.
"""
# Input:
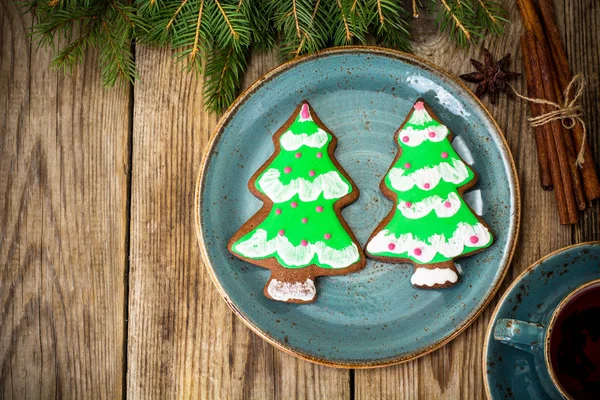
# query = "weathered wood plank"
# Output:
<box><xmin>565</xmin><ymin>0</ymin><xmax>600</xmax><ymax>242</ymax></box>
<box><xmin>0</xmin><ymin>3</ymin><xmax>130</xmax><ymax>399</ymax></box>
<box><xmin>354</xmin><ymin>0</ymin><xmax>591</xmax><ymax>397</ymax></box>
<box><xmin>127</xmin><ymin>44</ymin><xmax>351</xmax><ymax>398</ymax></box>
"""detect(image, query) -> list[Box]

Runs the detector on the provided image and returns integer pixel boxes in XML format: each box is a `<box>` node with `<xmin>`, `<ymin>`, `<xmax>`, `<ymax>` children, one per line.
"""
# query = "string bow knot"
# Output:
<box><xmin>513</xmin><ymin>74</ymin><xmax>587</xmax><ymax>166</ymax></box>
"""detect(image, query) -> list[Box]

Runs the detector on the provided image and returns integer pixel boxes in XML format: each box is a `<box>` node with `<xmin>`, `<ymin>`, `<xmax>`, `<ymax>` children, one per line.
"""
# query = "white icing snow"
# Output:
<box><xmin>463</xmin><ymin>189</ymin><xmax>483</xmax><ymax>216</ymax></box>
<box><xmin>451</xmin><ymin>136</ymin><xmax>475</xmax><ymax>165</ymax></box>
<box><xmin>279</xmin><ymin>128</ymin><xmax>329</xmax><ymax>151</ymax></box>
<box><xmin>398</xmin><ymin>124</ymin><xmax>449</xmax><ymax>147</ymax></box>
<box><xmin>406</xmin><ymin>75</ymin><xmax>471</xmax><ymax>117</ymax></box>
<box><xmin>397</xmin><ymin>192</ymin><xmax>462</xmax><ymax>219</ymax></box>
<box><xmin>258</xmin><ymin>168</ymin><xmax>350</xmax><ymax>203</ymax></box>
<box><xmin>410</xmin><ymin>267</ymin><xmax>458</xmax><ymax>287</ymax></box>
<box><xmin>388</xmin><ymin>158</ymin><xmax>470</xmax><ymax>192</ymax></box>
<box><xmin>234</xmin><ymin>229</ymin><xmax>360</xmax><ymax>269</ymax></box>
<box><xmin>366</xmin><ymin>222</ymin><xmax>491</xmax><ymax>263</ymax></box>
<box><xmin>267</xmin><ymin>278</ymin><xmax>316</xmax><ymax>302</ymax></box>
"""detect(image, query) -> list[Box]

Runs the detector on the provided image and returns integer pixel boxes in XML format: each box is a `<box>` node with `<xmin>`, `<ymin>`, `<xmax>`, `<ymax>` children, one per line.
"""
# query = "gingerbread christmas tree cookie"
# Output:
<box><xmin>229</xmin><ymin>102</ymin><xmax>365</xmax><ymax>303</ymax></box>
<box><xmin>366</xmin><ymin>99</ymin><xmax>493</xmax><ymax>289</ymax></box>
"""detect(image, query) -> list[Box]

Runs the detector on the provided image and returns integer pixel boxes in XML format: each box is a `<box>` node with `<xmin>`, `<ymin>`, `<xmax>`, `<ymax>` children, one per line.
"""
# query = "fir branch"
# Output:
<box><xmin>475</xmin><ymin>0</ymin><xmax>508</xmax><ymax>35</ymax></box>
<box><xmin>215</xmin><ymin>0</ymin><xmax>239</xmax><ymax>40</ymax></box>
<box><xmin>26</xmin><ymin>0</ymin><xmax>509</xmax><ymax>113</ymax></box>
<box><xmin>203</xmin><ymin>43</ymin><xmax>248</xmax><ymax>112</ymax></box>
<box><xmin>430</xmin><ymin>0</ymin><xmax>482</xmax><ymax>48</ymax></box>
<box><xmin>165</xmin><ymin>0</ymin><xmax>189</xmax><ymax>32</ymax></box>
<box><xmin>368</xmin><ymin>0</ymin><xmax>411</xmax><ymax>52</ymax></box>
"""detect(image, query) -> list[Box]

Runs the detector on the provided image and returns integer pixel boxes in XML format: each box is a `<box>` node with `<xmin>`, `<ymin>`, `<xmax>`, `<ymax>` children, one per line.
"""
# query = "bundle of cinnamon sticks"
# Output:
<box><xmin>517</xmin><ymin>0</ymin><xmax>600</xmax><ymax>224</ymax></box>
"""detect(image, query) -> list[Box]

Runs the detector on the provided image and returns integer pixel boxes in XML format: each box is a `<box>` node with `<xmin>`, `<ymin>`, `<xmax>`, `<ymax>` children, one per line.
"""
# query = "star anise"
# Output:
<box><xmin>460</xmin><ymin>49</ymin><xmax>521</xmax><ymax>104</ymax></box>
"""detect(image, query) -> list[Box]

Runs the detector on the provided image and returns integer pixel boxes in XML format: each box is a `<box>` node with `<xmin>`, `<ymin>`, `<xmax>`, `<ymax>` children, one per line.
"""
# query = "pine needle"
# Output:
<box><xmin>26</xmin><ymin>0</ymin><xmax>509</xmax><ymax>113</ymax></box>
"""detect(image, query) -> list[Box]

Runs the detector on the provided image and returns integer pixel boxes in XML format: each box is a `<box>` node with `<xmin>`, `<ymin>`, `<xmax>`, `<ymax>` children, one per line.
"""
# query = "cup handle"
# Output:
<box><xmin>493</xmin><ymin>318</ymin><xmax>545</xmax><ymax>353</ymax></box>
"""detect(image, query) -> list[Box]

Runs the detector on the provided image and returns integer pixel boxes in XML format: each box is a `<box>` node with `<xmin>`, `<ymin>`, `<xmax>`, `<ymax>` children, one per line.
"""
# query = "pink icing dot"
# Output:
<box><xmin>316</xmin><ymin>152</ymin><xmax>323</xmax><ymax>158</ymax></box>
<box><xmin>444</xmin><ymin>201</ymin><xmax>452</xmax><ymax>208</ymax></box>
<box><xmin>302</xmin><ymin>217</ymin><xmax>308</xmax><ymax>224</ymax></box>
<box><xmin>428</xmin><ymin>131</ymin><xmax>436</xmax><ymax>138</ymax></box>
<box><xmin>441</xmin><ymin>152</ymin><xmax>449</xmax><ymax>159</ymax></box>
<box><xmin>423</xmin><ymin>183</ymin><xmax>431</xmax><ymax>189</ymax></box>
<box><xmin>405</xmin><ymin>202</ymin><xmax>412</xmax><ymax>208</ymax></box>
<box><xmin>278</xmin><ymin>230</ymin><xmax>285</xmax><ymax>236</ymax></box>
<box><xmin>295</xmin><ymin>152</ymin><xmax>302</xmax><ymax>158</ymax></box>
<box><xmin>414</xmin><ymin>101</ymin><xmax>425</xmax><ymax>110</ymax></box>
<box><xmin>301</xmin><ymin>239</ymin><xmax>308</xmax><ymax>247</ymax></box>
<box><xmin>404</xmin><ymin>162</ymin><xmax>411</xmax><ymax>169</ymax></box>
<box><xmin>316</xmin><ymin>205</ymin><xmax>324</xmax><ymax>212</ymax></box>
<box><xmin>290</xmin><ymin>202</ymin><xmax>298</xmax><ymax>208</ymax></box>
<box><xmin>309</xmin><ymin>170</ymin><xmax>315</xmax><ymax>177</ymax></box>
<box><xmin>388</xmin><ymin>243</ymin><xmax>396</xmax><ymax>250</ymax></box>
<box><xmin>275</xmin><ymin>208</ymin><xmax>282</xmax><ymax>215</ymax></box>
<box><xmin>470</xmin><ymin>235</ymin><xmax>479</xmax><ymax>244</ymax></box>
<box><xmin>414</xmin><ymin>248</ymin><xmax>422</xmax><ymax>256</ymax></box>
<box><xmin>301</xmin><ymin>104</ymin><xmax>310</xmax><ymax>120</ymax></box>
<box><xmin>324</xmin><ymin>233</ymin><xmax>331</xmax><ymax>240</ymax></box>
<box><xmin>402</xmin><ymin>136</ymin><xmax>410</xmax><ymax>143</ymax></box>
<box><xmin>284</xmin><ymin>166</ymin><xmax>292</xmax><ymax>173</ymax></box>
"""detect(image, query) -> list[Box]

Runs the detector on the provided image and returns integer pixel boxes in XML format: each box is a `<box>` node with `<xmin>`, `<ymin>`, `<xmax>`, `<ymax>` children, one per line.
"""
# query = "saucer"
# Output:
<box><xmin>484</xmin><ymin>242</ymin><xmax>600</xmax><ymax>399</ymax></box>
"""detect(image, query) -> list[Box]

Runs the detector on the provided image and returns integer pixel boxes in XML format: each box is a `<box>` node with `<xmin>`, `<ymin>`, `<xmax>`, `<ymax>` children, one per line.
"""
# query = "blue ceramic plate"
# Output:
<box><xmin>196</xmin><ymin>47</ymin><xmax>519</xmax><ymax>367</ymax></box>
<box><xmin>484</xmin><ymin>242</ymin><xmax>600</xmax><ymax>399</ymax></box>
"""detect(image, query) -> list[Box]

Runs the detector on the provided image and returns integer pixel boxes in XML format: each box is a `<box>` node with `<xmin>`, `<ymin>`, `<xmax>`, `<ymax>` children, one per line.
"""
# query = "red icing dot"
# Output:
<box><xmin>404</xmin><ymin>162</ymin><xmax>411</xmax><ymax>169</ymax></box>
<box><xmin>428</xmin><ymin>131</ymin><xmax>436</xmax><ymax>138</ymax></box>
<box><xmin>316</xmin><ymin>206</ymin><xmax>324</xmax><ymax>212</ymax></box>
<box><xmin>278</xmin><ymin>230</ymin><xmax>285</xmax><ymax>236</ymax></box>
<box><xmin>388</xmin><ymin>243</ymin><xmax>396</xmax><ymax>250</ymax></box>
<box><xmin>402</xmin><ymin>136</ymin><xmax>410</xmax><ymax>143</ymax></box>
<box><xmin>324</xmin><ymin>233</ymin><xmax>331</xmax><ymax>240</ymax></box>
<box><xmin>414</xmin><ymin>101</ymin><xmax>425</xmax><ymax>110</ymax></box>
<box><xmin>423</xmin><ymin>183</ymin><xmax>431</xmax><ymax>189</ymax></box>
<box><xmin>441</xmin><ymin>152</ymin><xmax>449</xmax><ymax>159</ymax></box>
<box><xmin>444</xmin><ymin>201</ymin><xmax>452</xmax><ymax>208</ymax></box>
<box><xmin>295</xmin><ymin>152</ymin><xmax>302</xmax><ymax>158</ymax></box>
<box><xmin>302</xmin><ymin>217</ymin><xmax>308</xmax><ymax>224</ymax></box>
<box><xmin>470</xmin><ymin>235</ymin><xmax>479</xmax><ymax>244</ymax></box>
<box><xmin>309</xmin><ymin>170</ymin><xmax>315</xmax><ymax>177</ymax></box>
<box><xmin>290</xmin><ymin>202</ymin><xmax>298</xmax><ymax>208</ymax></box>
<box><xmin>301</xmin><ymin>240</ymin><xmax>308</xmax><ymax>247</ymax></box>
<box><xmin>284</xmin><ymin>166</ymin><xmax>292</xmax><ymax>173</ymax></box>
<box><xmin>275</xmin><ymin>208</ymin><xmax>282</xmax><ymax>215</ymax></box>
<box><xmin>405</xmin><ymin>202</ymin><xmax>412</xmax><ymax>208</ymax></box>
<box><xmin>316</xmin><ymin>152</ymin><xmax>323</xmax><ymax>158</ymax></box>
<box><xmin>414</xmin><ymin>248</ymin><xmax>422</xmax><ymax>256</ymax></box>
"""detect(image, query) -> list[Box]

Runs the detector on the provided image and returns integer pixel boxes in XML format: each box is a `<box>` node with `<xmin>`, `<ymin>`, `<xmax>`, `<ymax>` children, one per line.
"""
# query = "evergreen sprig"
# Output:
<box><xmin>26</xmin><ymin>0</ymin><xmax>509</xmax><ymax>113</ymax></box>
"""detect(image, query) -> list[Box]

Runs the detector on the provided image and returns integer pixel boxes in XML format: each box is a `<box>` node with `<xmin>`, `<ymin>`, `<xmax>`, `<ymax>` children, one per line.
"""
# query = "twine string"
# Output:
<box><xmin>511</xmin><ymin>74</ymin><xmax>587</xmax><ymax>166</ymax></box>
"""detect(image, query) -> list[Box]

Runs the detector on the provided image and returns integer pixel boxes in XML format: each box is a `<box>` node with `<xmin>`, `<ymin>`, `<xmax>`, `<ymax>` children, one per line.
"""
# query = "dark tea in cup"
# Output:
<box><xmin>549</xmin><ymin>282</ymin><xmax>600</xmax><ymax>399</ymax></box>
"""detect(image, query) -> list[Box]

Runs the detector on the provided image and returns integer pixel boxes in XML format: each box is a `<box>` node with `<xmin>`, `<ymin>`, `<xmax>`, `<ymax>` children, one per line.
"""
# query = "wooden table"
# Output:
<box><xmin>2</xmin><ymin>1</ymin><xmax>599</xmax><ymax>398</ymax></box>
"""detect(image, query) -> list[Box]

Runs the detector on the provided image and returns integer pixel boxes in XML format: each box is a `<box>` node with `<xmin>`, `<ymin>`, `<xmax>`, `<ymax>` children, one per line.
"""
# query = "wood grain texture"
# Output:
<box><xmin>0</xmin><ymin>2</ymin><xmax>130</xmax><ymax>399</ymax></box>
<box><xmin>2</xmin><ymin>0</ymin><xmax>600</xmax><ymax>398</ymax></box>
<box><xmin>127</xmin><ymin>46</ymin><xmax>350</xmax><ymax>399</ymax></box>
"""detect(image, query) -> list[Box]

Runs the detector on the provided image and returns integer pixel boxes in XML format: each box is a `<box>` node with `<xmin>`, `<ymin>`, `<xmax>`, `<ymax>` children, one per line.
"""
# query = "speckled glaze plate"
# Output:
<box><xmin>196</xmin><ymin>47</ymin><xmax>520</xmax><ymax>367</ymax></box>
<box><xmin>484</xmin><ymin>242</ymin><xmax>600</xmax><ymax>399</ymax></box>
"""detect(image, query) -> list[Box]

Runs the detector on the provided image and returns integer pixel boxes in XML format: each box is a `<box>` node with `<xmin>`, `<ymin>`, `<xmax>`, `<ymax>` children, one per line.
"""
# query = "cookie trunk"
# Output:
<box><xmin>264</xmin><ymin>273</ymin><xmax>317</xmax><ymax>303</ymax></box>
<box><xmin>411</xmin><ymin>261</ymin><xmax>459</xmax><ymax>289</ymax></box>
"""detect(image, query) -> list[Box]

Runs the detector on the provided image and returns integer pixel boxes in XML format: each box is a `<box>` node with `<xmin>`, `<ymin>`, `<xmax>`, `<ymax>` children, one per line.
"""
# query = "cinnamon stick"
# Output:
<box><xmin>545</xmin><ymin>57</ymin><xmax>587</xmax><ymax>210</ymax></box>
<box><xmin>532</xmin><ymin>34</ymin><xmax>579</xmax><ymax>224</ymax></box>
<box><xmin>522</xmin><ymin>32</ymin><xmax>570</xmax><ymax>224</ymax></box>
<box><xmin>536</xmin><ymin>0</ymin><xmax>600</xmax><ymax>201</ymax></box>
<box><xmin>520</xmin><ymin>35</ymin><xmax>553</xmax><ymax>190</ymax></box>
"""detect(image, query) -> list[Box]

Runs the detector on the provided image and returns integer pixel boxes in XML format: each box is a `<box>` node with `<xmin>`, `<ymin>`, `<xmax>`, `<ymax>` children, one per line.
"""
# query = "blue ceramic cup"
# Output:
<box><xmin>493</xmin><ymin>278</ymin><xmax>600</xmax><ymax>399</ymax></box>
